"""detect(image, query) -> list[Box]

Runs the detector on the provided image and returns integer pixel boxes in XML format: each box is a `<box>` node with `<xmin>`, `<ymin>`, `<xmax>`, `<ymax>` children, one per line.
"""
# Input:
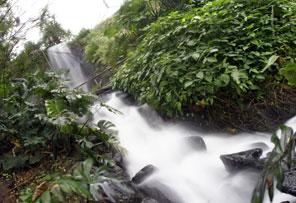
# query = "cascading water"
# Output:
<box><xmin>91</xmin><ymin>93</ymin><xmax>295</xmax><ymax>203</ymax></box>
<box><xmin>48</xmin><ymin>43</ymin><xmax>94</xmax><ymax>91</ymax></box>
<box><xmin>48</xmin><ymin>43</ymin><xmax>296</xmax><ymax>203</ymax></box>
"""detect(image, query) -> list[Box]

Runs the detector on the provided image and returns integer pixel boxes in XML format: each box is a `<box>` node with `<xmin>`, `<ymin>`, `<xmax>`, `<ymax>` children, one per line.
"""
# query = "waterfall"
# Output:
<box><xmin>47</xmin><ymin>43</ymin><xmax>94</xmax><ymax>91</ymax></box>
<box><xmin>48</xmin><ymin>44</ymin><xmax>296</xmax><ymax>203</ymax></box>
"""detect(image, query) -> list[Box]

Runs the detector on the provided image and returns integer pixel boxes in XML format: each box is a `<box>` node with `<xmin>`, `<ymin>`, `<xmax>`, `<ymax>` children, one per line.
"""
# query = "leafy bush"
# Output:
<box><xmin>113</xmin><ymin>0</ymin><xmax>296</xmax><ymax>117</ymax></box>
<box><xmin>85</xmin><ymin>19</ymin><xmax>128</xmax><ymax>67</ymax></box>
<box><xmin>38</xmin><ymin>7</ymin><xmax>71</xmax><ymax>48</ymax></box>
<box><xmin>0</xmin><ymin>71</ymin><xmax>118</xmax><ymax>171</ymax></box>
<box><xmin>9</xmin><ymin>42</ymin><xmax>48</xmax><ymax>77</ymax></box>
<box><xmin>70</xmin><ymin>28</ymin><xmax>91</xmax><ymax>49</ymax></box>
<box><xmin>19</xmin><ymin>158</ymin><xmax>123</xmax><ymax>202</ymax></box>
<box><xmin>84</xmin><ymin>0</ymin><xmax>155</xmax><ymax>68</ymax></box>
<box><xmin>82</xmin><ymin>0</ymin><xmax>199</xmax><ymax>69</ymax></box>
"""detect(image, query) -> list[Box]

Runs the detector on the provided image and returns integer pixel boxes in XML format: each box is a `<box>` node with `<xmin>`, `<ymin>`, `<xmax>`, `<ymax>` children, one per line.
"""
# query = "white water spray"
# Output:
<box><xmin>48</xmin><ymin>43</ymin><xmax>93</xmax><ymax>91</ymax></box>
<box><xmin>92</xmin><ymin>92</ymin><xmax>295</xmax><ymax>203</ymax></box>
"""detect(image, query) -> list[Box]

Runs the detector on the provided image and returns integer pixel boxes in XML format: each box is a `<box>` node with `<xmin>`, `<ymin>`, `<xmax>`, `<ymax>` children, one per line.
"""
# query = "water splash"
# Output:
<box><xmin>93</xmin><ymin>92</ymin><xmax>295</xmax><ymax>203</ymax></box>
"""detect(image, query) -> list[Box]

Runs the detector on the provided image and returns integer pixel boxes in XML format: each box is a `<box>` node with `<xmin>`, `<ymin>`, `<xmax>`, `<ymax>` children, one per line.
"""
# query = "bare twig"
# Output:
<box><xmin>102</xmin><ymin>0</ymin><xmax>109</xmax><ymax>8</ymax></box>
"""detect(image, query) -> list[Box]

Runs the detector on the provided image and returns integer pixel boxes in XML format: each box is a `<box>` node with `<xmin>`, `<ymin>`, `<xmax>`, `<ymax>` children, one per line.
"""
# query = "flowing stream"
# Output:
<box><xmin>48</xmin><ymin>43</ymin><xmax>296</xmax><ymax>203</ymax></box>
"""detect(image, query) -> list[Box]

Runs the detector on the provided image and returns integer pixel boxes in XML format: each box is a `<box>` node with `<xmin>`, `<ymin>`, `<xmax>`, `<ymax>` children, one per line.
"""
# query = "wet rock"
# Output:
<box><xmin>113</xmin><ymin>152</ymin><xmax>124</xmax><ymax>168</ymax></box>
<box><xmin>132</xmin><ymin>165</ymin><xmax>157</xmax><ymax>185</ymax></box>
<box><xmin>92</xmin><ymin>180</ymin><xmax>143</xmax><ymax>203</ymax></box>
<box><xmin>281</xmin><ymin>168</ymin><xmax>296</xmax><ymax>196</ymax></box>
<box><xmin>116</xmin><ymin>92</ymin><xmax>136</xmax><ymax>106</ymax></box>
<box><xmin>185</xmin><ymin>136</ymin><xmax>207</xmax><ymax>151</ymax></box>
<box><xmin>138</xmin><ymin>105</ymin><xmax>163</xmax><ymax>128</ymax></box>
<box><xmin>138</xmin><ymin>181</ymin><xmax>182</xmax><ymax>203</ymax></box>
<box><xmin>131</xmin><ymin>166</ymin><xmax>181</xmax><ymax>202</ymax></box>
<box><xmin>220</xmin><ymin>148</ymin><xmax>265</xmax><ymax>172</ymax></box>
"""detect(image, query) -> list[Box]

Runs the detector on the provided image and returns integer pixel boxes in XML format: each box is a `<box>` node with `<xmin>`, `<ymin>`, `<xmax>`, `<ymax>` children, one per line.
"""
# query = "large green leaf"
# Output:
<box><xmin>261</xmin><ymin>55</ymin><xmax>278</xmax><ymax>72</ymax></box>
<box><xmin>45</xmin><ymin>99</ymin><xmax>67</xmax><ymax>117</ymax></box>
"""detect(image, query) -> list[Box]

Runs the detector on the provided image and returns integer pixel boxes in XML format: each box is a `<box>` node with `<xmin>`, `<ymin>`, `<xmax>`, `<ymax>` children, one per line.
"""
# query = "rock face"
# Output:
<box><xmin>281</xmin><ymin>168</ymin><xmax>296</xmax><ymax>196</ymax></box>
<box><xmin>137</xmin><ymin>105</ymin><xmax>163</xmax><ymax>129</ymax></box>
<box><xmin>220</xmin><ymin>148</ymin><xmax>265</xmax><ymax>172</ymax></box>
<box><xmin>221</xmin><ymin>148</ymin><xmax>296</xmax><ymax>199</ymax></box>
<box><xmin>138</xmin><ymin>181</ymin><xmax>179</xmax><ymax>203</ymax></box>
<box><xmin>185</xmin><ymin>136</ymin><xmax>207</xmax><ymax>151</ymax></box>
<box><xmin>113</xmin><ymin>152</ymin><xmax>125</xmax><ymax>169</ymax></box>
<box><xmin>132</xmin><ymin>165</ymin><xmax>157</xmax><ymax>185</ymax></box>
<box><xmin>94</xmin><ymin>180</ymin><xmax>143</xmax><ymax>203</ymax></box>
<box><xmin>116</xmin><ymin>92</ymin><xmax>136</xmax><ymax>106</ymax></box>
<box><xmin>131</xmin><ymin>165</ymin><xmax>181</xmax><ymax>203</ymax></box>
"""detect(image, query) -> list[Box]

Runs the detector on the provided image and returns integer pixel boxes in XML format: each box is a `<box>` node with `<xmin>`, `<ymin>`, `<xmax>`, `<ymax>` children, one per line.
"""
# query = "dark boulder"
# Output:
<box><xmin>185</xmin><ymin>136</ymin><xmax>207</xmax><ymax>151</ymax></box>
<box><xmin>132</xmin><ymin>166</ymin><xmax>181</xmax><ymax>203</ymax></box>
<box><xmin>116</xmin><ymin>92</ymin><xmax>136</xmax><ymax>106</ymax></box>
<box><xmin>220</xmin><ymin>148</ymin><xmax>265</xmax><ymax>172</ymax></box>
<box><xmin>96</xmin><ymin>180</ymin><xmax>144</xmax><ymax>203</ymax></box>
<box><xmin>281</xmin><ymin>168</ymin><xmax>296</xmax><ymax>196</ymax></box>
<box><xmin>138</xmin><ymin>181</ymin><xmax>182</xmax><ymax>203</ymax></box>
<box><xmin>113</xmin><ymin>152</ymin><xmax>125</xmax><ymax>169</ymax></box>
<box><xmin>137</xmin><ymin>105</ymin><xmax>163</xmax><ymax>129</ymax></box>
<box><xmin>132</xmin><ymin>165</ymin><xmax>157</xmax><ymax>185</ymax></box>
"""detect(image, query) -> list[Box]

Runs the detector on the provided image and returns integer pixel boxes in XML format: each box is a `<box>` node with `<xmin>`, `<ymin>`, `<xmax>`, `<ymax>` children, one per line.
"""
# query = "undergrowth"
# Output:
<box><xmin>0</xmin><ymin>71</ymin><xmax>119</xmax><ymax>202</ymax></box>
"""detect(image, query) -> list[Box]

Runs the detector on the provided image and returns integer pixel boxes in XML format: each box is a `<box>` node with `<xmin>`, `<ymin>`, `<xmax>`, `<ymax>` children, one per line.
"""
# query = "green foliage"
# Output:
<box><xmin>113</xmin><ymin>0</ymin><xmax>296</xmax><ymax>117</ymax></box>
<box><xmin>0</xmin><ymin>2</ymin><xmax>70</xmax><ymax>79</ymax></box>
<box><xmin>70</xmin><ymin>29</ymin><xmax>91</xmax><ymax>48</ymax></box>
<box><xmin>81</xmin><ymin>0</ymin><xmax>198</xmax><ymax>69</ymax></box>
<box><xmin>38</xmin><ymin>7</ymin><xmax>71</xmax><ymax>48</ymax></box>
<box><xmin>0</xmin><ymin>0</ymin><xmax>19</xmax><ymax>66</ymax></box>
<box><xmin>0</xmin><ymin>71</ymin><xmax>118</xmax><ymax>171</ymax></box>
<box><xmin>18</xmin><ymin>157</ymin><xmax>126</xmax><ymax>203</ymax></box>
<box><xmin>9</xmin><ymin>42</ymin><xmax>48</xmax><ymax>77</ymax></box>
<box><xmin>35</xmin><ymin>159</ymin><xmax>95</xmax><ymax>202</ymax></box>
<box><xmin>280</xmin><ymin>63</ymin><xmax>296</xmax><ymax>86</ymax></box>
<box><xmin>85</xmin><ymin>19</ymin><xmax>127</xmax><ymax>67</ymax></box>
<box><xmin>251</xmin><ymin>126</ymin><xmax>296</xmax><ymax>203</ymax></box>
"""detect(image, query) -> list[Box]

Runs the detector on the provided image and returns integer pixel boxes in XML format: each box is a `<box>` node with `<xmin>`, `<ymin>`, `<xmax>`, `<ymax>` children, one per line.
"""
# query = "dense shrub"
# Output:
<box><xmin>82</xmin><ymin>0</ymin><xmax>199</xmax><ymax>68</ymax></box>
<box><xmin>113</xmin><ymin>0</ymin><xmax>296</xmax><ymax>117</ymax></box>
<box><xmin>0</xmin><ymin>71</ymin><xmax>117</xmax><ymax>171</ymax></box>
<box><xmin>9</xmin><ymin>42</ymin><xmax>48</xmax><ymax>76</ymax></box>
<box><xmin>83</xmin><ymin>0</ymin><xmax>156</xmax><ymax>67</ymax></box>
<box><xmin>85</xmin><ymin>18</ymin><xmax>129</xmax><ymax>67</ymax></box>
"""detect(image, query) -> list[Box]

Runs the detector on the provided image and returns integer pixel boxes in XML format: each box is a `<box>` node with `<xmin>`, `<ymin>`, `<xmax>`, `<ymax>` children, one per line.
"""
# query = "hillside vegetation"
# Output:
<box><xmin>77</xmin><ymin>0</ymin><xmax>296</xmax><ymax>131</ymax></box>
